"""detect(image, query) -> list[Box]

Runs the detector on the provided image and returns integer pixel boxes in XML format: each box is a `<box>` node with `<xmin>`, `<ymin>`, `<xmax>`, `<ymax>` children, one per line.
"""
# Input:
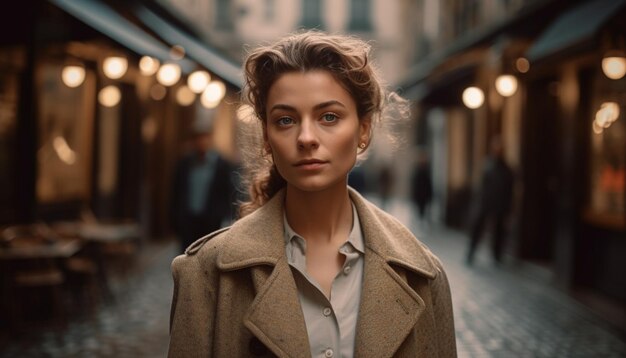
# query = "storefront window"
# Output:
<box><xmin>36</xmin><ymin>60</ymin><xmax>95</xmax><ymax>204</ymax></box>
<box><xmin>587</xmin><ymin>76</ymin><xmax>625</xmax><ymax>229</ymax></box>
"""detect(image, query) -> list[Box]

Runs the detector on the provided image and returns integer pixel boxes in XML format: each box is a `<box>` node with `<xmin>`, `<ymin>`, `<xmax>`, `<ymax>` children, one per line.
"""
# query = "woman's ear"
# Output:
<box><xmin>359</xmin><ymin>116</ymin><xmax>372</xmax><ymax>147</ymax></box>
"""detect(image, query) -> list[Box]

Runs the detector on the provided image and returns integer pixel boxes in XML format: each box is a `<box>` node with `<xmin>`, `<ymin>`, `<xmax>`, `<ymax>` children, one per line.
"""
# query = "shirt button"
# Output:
<box><xmin>323</xmin><ymin>307</ymin><xmax>332</xmax><ymax>316</ymax></box>
<box><xmin>343</xmin><ymin>265</ymin><xmax>352</xmax><ymax>275</ymax></box>
<box><xmin>324</xmin><ymin>348</ymin><xmax>334</xmax><ymax>357</ymax></box>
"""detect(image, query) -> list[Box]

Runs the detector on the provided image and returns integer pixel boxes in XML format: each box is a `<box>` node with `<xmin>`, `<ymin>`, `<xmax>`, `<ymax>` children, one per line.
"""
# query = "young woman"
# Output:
<box><xmin>168</xmin><ymin>31</ymin><xmax>456</xmax><ymax>358</ymax></box>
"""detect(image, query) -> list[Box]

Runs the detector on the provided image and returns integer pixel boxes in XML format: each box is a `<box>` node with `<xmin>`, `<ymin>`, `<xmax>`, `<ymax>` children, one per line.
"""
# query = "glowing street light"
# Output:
<box><xmin>157</xmin><ymin>63</ymin><xmax>181</xmax><ymax>86</ymax></box>
<box><xmin>602</xmin><ymin>56</ymin><xmax>626</xmax><ymax>80</ymax></box>
<box><xmin>103</xmin><ymin>56</ymin><xmax>128</xmax><ymax>80</ymax></box>
<box><xmin>150</xmin><ymin>84</ymin><xmax>167</xmax><ymax>101</ymax></box>
<box><xmin>176</xmin><ymin>85</ymin><xmax>196</xmax><ymax>106</ymax></box>
<box><xmin>98</xmin><ymin>85</ymin><xmax>121</xmax><ymax>107</ymax></box>
<box><xmin>188</xmin><ymin>70</ymin><xmax>211</xmax><ymax>93</ymax></box>
<box><xmin>61</xmin><ymin>65</ymin><xmax>86</xmax><ymax>88</ymax></box>
<box><xmin>139</xmin><ymin>56</ymin><xmax>160</xmax><ymax>76</ymax></box>
<box><xmin>515</xmin><ymin>57</ymin><xmax>530</xmax><ymax>73</ymax></box>
<box><xmin>495</xmin><ymin>75</ymin><xmax>518</xmax><ymax>97</ymax></box>
<box><xmin>201</xmin><ymin>80</ymin><xmax>226</xmax><ymax>108</ymax></box>
<box><xmin>462</xmin><ymin>87</ymin><xmax>484</xmax><ymax>109</ymax></box>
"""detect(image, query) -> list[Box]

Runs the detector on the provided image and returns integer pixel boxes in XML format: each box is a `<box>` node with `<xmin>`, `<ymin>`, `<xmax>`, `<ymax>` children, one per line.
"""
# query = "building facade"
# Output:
<box><xmin>401</xmin><ymin>0</ymin><xmax>625</xmax><ymax>333</ymax></box>
<box><xmin>0</xmin><ymin>0</ymin><xmax>241</xmax><ymax>238</ymax></box>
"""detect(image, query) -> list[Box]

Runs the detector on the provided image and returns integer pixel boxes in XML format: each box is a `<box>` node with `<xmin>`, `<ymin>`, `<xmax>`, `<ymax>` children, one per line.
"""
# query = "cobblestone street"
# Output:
<box><xmin>414</xmin><ymin>224</ymin><xmax>626</xmax><ymax>357</ymax></box>
<box><xmin>0</xmin><ymin>240</ymin><xmax>177</xmax><ymax>358</ymax></box>
<box><xmin>386</xmin><ymin>199</ymin><xmax>626</xmax><ymax>358</ymax></box>
<box><xmin>1</xmin><ymin>200</ymin><xmax>625</xmax><ymax>357</ymax></box>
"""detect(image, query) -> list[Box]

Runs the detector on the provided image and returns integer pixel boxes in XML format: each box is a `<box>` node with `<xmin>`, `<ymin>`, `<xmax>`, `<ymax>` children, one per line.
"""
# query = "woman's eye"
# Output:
<box><xmin>277</xmin><ymin>117</ymin><xmax>294</xmax><ymax>126</ymax></box>
<box><xmin>321</xmin><ymin>113</ymin><xmax>338</xmax><ymax>123</ymax></box>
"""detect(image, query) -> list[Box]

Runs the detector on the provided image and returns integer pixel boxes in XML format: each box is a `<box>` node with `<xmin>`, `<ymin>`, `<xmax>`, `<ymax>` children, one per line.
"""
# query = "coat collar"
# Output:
<box><xmin>215</xmin><ymin>187</ymin><xmax>440</xmax><ymax>357</ymax></box>
<box><xmin>216</xmin><ymin>187</ymin><xmax>438</xmax><ymax>279</ymax></box>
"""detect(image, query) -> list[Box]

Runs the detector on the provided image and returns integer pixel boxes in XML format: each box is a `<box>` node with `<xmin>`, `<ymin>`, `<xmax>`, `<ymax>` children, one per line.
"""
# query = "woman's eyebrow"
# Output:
<box><xmin>269</xmin><ymin>100</ymin><xmax>346</xmax><ymax>114</ymax></box>
<box><xmin>269</xmin><ymin>104</ymin><xmax>296</xmax><ymax>113</ymax></box>
<box><xmin>313</xmin><ymin>100</ymin><xmax>346</xmax><ymax>111</ymax></box>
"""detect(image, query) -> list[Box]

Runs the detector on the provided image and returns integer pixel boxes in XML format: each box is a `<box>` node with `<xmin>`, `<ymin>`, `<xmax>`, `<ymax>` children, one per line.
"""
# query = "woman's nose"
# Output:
<box><xmin>297</xmin><ymin>120</ymin><xmax>319</xmax><ymax>150</ymax></box>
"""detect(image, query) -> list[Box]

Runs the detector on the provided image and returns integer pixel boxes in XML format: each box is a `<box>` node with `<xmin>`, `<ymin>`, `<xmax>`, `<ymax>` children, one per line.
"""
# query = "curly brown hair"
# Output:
<box><xmin>237</xmin><ymin>30</ymin><xmax>405</xmax><ymax>217</ymax></box>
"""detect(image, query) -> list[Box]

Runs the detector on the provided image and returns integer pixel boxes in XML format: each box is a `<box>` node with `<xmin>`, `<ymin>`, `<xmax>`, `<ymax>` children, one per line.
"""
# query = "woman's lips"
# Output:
<box><xmin>294</xmin><ymin>159</ymin><xmax>328</xmax><ymax>170</ymax></box>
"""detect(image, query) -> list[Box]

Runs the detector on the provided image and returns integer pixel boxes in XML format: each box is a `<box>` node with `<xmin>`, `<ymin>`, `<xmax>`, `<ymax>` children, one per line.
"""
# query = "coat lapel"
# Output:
<box><xmin>349</xmin><ymin>189</ymin><xmax>439</xmax><ymax>357</ymax></box>
<box><xmin>243</xmin><ymin>258</ymin><xmax>311</xmax><ymax>358</ymax></box>
<box><xmin>216</xmin><ymin>190</ymin><xmax>310</xmax><ymax>358</ymax></box>
<box><xmin>354</xmin><ymin>250</ymin><xmax>426</xmax><ymax>357</ymax></box>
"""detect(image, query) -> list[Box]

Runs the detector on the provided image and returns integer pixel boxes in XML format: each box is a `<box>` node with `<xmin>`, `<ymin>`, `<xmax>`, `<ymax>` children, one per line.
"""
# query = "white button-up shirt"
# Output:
<box><xmin>284</xmin><ymin>202</ymin><xmax>364</xmax><ymax>358</ymax></box>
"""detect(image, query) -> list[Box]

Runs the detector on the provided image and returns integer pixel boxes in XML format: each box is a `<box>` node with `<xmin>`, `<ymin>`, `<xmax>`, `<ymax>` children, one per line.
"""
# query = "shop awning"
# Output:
<box><xmin>134</xmin><ymin>6</ymin><xmax>243</xmax><ymax>88</ymax></box>
<box><xmin>49</xmin><ymin>0</ymin><xmax>194</xmax><ymax>72</ymax></box>
<box><xmin>526</xmin><ymin>0</ymin><xmax>626</xmax><ymax>62</ymax></box>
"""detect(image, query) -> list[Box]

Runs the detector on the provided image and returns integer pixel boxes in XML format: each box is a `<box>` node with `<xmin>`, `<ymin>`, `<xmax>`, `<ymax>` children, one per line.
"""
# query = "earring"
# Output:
<box><xmin>358</xmin><ymin>143</ymin><xmax>366</xmax><ymax>149</ymax></box>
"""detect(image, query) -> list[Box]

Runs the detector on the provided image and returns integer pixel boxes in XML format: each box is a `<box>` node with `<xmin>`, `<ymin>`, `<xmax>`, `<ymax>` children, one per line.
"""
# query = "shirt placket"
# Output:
<box><xmin>290</xmin><ymin>237</ymin><xmax>341</xmax><ymax>357</ymax></box>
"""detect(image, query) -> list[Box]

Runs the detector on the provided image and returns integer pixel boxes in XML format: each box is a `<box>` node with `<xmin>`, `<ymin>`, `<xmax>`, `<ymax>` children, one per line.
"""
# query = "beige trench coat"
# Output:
<box><xmin>168</xmin><ymin>188</ymin><xmax>457</xmax><ymax>357</ymax></box>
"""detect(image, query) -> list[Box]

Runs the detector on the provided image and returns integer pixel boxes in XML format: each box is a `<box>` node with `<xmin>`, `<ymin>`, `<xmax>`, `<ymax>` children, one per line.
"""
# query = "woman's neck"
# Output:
<box><xmin>284</xmin><ymin>183</ymin><xmax>352</xmax><ymax>245</ymax></box>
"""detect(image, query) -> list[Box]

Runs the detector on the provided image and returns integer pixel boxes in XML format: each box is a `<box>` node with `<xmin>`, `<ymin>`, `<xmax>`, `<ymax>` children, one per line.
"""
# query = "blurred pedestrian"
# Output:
<box><xmin>466</xmin><ymin>135</ymin><xmax>514</xmax><ymax>265</ymax></box>
<box><xmin>168</xmin><ymin>31</ymin><xmax>456</xmax><ymax>357</ymax></box>
<box><xmin>411</xmin><ymin>148</ymin><xmax>433</xmax><ymax>222</ymax></box>
<box><xmin>169</xmin><ymin>119</ymin><xmax>234</xmax><ymax>253</ymax></box>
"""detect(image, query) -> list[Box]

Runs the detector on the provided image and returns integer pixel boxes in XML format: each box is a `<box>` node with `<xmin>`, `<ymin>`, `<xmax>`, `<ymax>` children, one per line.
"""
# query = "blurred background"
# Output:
<box><xmin>0</xmin><ymin>0</ymin><xmax>624</xmax><ymax>357</ymax></box>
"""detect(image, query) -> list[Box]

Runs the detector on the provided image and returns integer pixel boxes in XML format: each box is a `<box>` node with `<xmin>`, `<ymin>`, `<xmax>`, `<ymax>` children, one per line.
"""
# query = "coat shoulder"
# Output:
<box><xmin>171</xmin><ymin>226</ymin><xmax>232</xmax><ymax>276</ymax></box>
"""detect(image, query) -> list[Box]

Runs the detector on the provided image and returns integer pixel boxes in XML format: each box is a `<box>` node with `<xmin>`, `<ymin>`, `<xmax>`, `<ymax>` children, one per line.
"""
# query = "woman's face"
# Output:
<box><xmin>264</xmin><ymin>70</ymin><xmax>370</xmax><ymax>193</ymax></box>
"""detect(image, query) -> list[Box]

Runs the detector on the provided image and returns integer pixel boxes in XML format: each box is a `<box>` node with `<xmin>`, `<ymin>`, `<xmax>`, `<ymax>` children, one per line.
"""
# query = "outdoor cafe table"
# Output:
<box><xmin>0</xmin><ymin>238</ymin><xmax>82</xmax><ymax>261</ymax></box>
<box><xmin>0</xmin><ymin>237</ymin><xmax>83</xmax><ymax>327</ymax></box>
<box><xmin>52</xmin><ymin>222</ymin><xmax>140</xmax><ymax>244</ymax></box>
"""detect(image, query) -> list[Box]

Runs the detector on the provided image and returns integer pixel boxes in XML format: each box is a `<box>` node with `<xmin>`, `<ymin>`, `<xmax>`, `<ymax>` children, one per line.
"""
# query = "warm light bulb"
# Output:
<box><xmin>515</xmin><ymin>58</ymin><xmax>530</xmax><ymax>73</ymax></box>
<box><xmin>462</xmin><ymin>87</ymin><xmax>484</xmax><ymax>109</ymax></box>
<box><xmin>202</xmin><ymin>81</ymin><xmax>226</xmax><ymax>103</ymax></box>
<box><xmin>61</xmin><ymin>66</ymin><xmax>86</xmax><ymax>88</ymax></box>
<box><xmin>139</xmin><ymin>56</ymin><xmax>160</xmax><ymax>76</ymax></box>
<box><xmin>201</xmin><ymin>97</ymin><xmax>220</xmax><ymax>109</ymax></box>
<box><xmin>595</xmin><ymin>102</ymin><xmax>620</xmax><ymax>128</ymax></box>
<box><xmin>602</xmin><ymin>56</ymin><xmax>626</xmax><ymax>80</ymax></box>
<box><xmin>176</xmin><ymin>85</ymin><xmax>196</xmax><ymax>106</ymax></box>
<box><xmin>157</xmin><ymin>63</ymin><xmax>181</xmax><ymax>86</ymax></box>
<box><xmin>103</xmin><ymin>56</ymin><xmax>128</xmax><ymax>80</ymax></box>
<box><xmin>98</xmin><ymin>85</ymin><xmax>121</xmax><ymax>107</ymax></box>
<box><xmin>495</xmin><ymin>75</ymin><xmax>518</xmax><ymax>97</ymax></box>
<box><xmin>187</xmin><ymin>71</ymin><xmax>211</xmax><ymax>93</ymax></box>
<box><xmin>150</xmin><ymin>84</ymin><xmax>167</xmax><ymax>101</ymax></box>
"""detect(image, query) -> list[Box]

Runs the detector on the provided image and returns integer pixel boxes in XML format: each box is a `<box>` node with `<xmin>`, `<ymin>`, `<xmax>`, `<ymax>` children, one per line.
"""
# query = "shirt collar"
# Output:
<box><xmin>215</xmin><ymin>188</ymin><xmax>438</xmax><ymax>280</ymax></box>
<box><xmin>283</xmin><ymin>201</ymin><xmax>365</xmax><ymax>254</ymax></box>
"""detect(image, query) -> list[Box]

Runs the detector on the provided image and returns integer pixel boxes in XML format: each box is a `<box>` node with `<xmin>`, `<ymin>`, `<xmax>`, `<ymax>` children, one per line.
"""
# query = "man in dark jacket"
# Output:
<box><xmin>466</xmin><ymin>136</ymin><xmax>514</xmax><ymax>265</ymax></box>
<box><xmin>170</xmin><ymin>120</ymin><xmax>235</xmax><ymax>253</ymax></box>
<box><xmin>411</xmin><ymin>149</ymin><xmax>433</xmax><ymax>222</ymax></box>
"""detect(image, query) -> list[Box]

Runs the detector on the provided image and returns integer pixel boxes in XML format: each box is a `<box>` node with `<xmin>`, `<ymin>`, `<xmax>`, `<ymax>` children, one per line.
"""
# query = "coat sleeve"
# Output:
<box><xmin>431</xmin><ymin>258</ymin><xmax>457</xmax><ymax>357</ymax></box>
<box><xmin>168</xmin><ymin>253</ymin><xmax>217</xmax><ymax>357</ymax></box>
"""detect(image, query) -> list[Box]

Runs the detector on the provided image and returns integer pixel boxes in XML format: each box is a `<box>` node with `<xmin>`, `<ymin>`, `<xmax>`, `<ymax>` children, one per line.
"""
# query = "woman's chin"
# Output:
<box><xmin>287</xmin><ymin>177</ymin><xmax>348</xmax><ymax>193</ymax></box>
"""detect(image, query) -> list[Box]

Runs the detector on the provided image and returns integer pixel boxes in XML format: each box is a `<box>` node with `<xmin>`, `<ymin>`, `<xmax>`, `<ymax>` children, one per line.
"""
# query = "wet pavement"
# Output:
<box><xmin>1</xmin><ymin>198</ymin><xmax>625</xmax><ymax>357</ymax></box>
<box><xmin>384</xmin><ymin>198</ymin><xmax>626</xmax><ymax>358</ymax></box>
<box><xmin>0</xmin><ymin>240</ymin><xmax>177</xmax><ymax>358</ymax></box>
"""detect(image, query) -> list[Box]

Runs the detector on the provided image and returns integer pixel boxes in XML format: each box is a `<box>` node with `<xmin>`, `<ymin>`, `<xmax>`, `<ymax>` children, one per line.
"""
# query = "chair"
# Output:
<box><xmin>1</xmin><ymin>224</ymin><xmax>68</xmax><ymax>330</ymax></box>
<box><xmin>46</xmin><ymin>221</ymin><xmax>108</xmax><ymax>313</ymax></box>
